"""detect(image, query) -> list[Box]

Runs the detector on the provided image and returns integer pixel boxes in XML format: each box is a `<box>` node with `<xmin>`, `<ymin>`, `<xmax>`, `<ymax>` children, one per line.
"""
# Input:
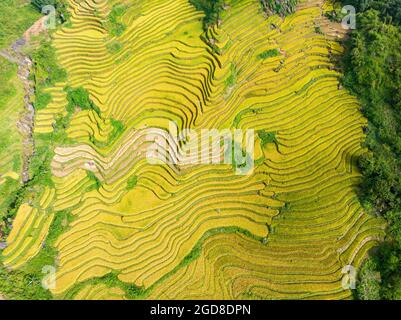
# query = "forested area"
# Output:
<box><xmin>339</xmin><ymin>0</ymin><xmax>401</xmax><ymax>299</ymax></box>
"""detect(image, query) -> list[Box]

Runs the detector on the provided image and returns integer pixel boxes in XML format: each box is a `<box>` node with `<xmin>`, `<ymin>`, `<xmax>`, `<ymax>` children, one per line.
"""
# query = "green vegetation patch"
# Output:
<box><xmin>1</xmin><ymin>5</ymin><xmax>75</xmax><ymax>301</ymax></box>
<box><xmin>86</xmin><ymin>171</ymin><xmax>101</xmax><ymax>191</ymax></box>
<box><xmin>314</xmin><ymin>25</ymin><xmax>323</xmax><ymax>34</ymax></box>
<box><xmin>225</xmin><ymin>63</ymin><xmax>238</xmax><ymax>90</ymax></box>
<box><xmin>260</xmin><ymin>0</ymin><xmax>298</xmax><ymax>17</ymax></box>
<box><xmin>65</xmin><ymin>86</ymin><xmax>100</xmax><ymax>115</ymax></box>
<box><xmin>105</xmin><ymin>3</ymin><xmax>127</xmax><ymax>37</ymax></box>
<box><xmin>257</xmin><ymin>48</ymin><xmax>280</xmax><ymax>60</ymax></box>
<box><xmin>106</xmin><ymin>41</ymin><xmax>123</xmax><ymax>54</ymax></box>
<box><xmin>31</xmin><ymin>40</ymin><xmax>67</xmax><ymax>86</ymax></box>
<box><xmin>62</xmin><ymin>270</ymin><xmax>146</xmax><ymax>300</ymax></box>
<box><xmin>109</xmin><ymin>118</ymin><xmax>125</xmax><ymax>142</ymax></box>
<box><xmin>31</xmin><ymin>40</ymin><xmax>67</xmax><ymax>111</ymax></box>
<box><xmin>339</xmin><ymin>1</ymin><xmax>401</xmax><ymax>300</ymax></box>
<box><xmin>22</xmin><ymin>209</ymin><xmax>74</xmax><ymax>274</ymax></box>
<box><xmin>0</xmin><ymin>266</ymin><xmax>52</xmax><ymax>300</ymax></box>
<box><xmin>189</xmin><ymin>0</ymin><xmax>225</xmax><ymax>30</ymax></box>
<box><xmin>257</xmin><ymin>130</ymin><xmax>277</xmax><ymax>148</ymax></box>
<box><xmin>89</xmin><ymin>117</ymin><xmax>125</xmax><ymax>148</ymax></box>
<box><xmin>126</xmin><ymin>175</ymin><xmax>138</xmax><ymax>190</ymax></box>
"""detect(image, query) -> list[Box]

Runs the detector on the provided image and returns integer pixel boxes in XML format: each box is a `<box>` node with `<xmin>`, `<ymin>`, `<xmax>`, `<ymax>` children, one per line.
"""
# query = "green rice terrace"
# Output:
<box><xmin>1</xmin><ymin>0</ymin><xmax>401</xmax><ymax>300</ymax></box>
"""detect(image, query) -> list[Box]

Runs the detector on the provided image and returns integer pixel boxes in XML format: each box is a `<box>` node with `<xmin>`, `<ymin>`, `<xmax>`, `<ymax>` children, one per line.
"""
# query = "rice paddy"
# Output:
<box><xmin>1</xmin><ymin>0</ymin><xmax>385</xmax><ymax>300</ymax></box>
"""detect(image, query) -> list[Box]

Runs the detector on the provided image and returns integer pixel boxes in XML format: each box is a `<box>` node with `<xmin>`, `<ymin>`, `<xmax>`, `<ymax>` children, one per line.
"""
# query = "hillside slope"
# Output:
<box><xmin>0</xmin><ymin>0</ymin><xmax>385</xmax><ymax>299</ymax></box>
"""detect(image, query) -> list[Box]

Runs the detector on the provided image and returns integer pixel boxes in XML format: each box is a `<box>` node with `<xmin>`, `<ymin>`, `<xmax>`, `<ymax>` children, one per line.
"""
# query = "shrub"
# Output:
<box><xmin>105</xmin><ymin>4</ymin><xmax>127</xmax><ymax>37</ymax></box>
<box><xmin>257</xmin><ymin>48</ymin><xmax>280</xmax><ymax>60</ymax></box>
<box><xmin>225</xmin><ymin>63</ymin><xmax>238</xmax><ymax>89</ymax></box>
<box><xmin>65</xmin><ymin>86</ymin><xmax>100</xmax><ymax>115</ymax></box>
<box><xmin>109</xmin><ymin>118</ymin><xmax>125</xmax><ymax>142</ymax></box>
<box><xmin>106</xmin><ymin>41</ymin><xmax>123</xmax><ymax>54</ymax></box>
<box><xmin>257</xmin><ymin>130</ymin><xmax>277</xmax><ymax>148</ymax></box>
<box><xmin>86</xmin><ymin>171</ymin><xmax>101</xmax><ymax>191</ymax></box>
<box><xmin>30</xmin><ymin>40</ymin><xmax>67</xmax><ymax>112</ymax></box>
<box><xmin>189</xmin><ymin>0</ymin><xmax>225</xmax><ymax>30</ymax></box>
<box><xmin>31</xmin><ymin>40</ymin><xmax>67</xmax><ymax>87</ymax></box>
<box><xmin>126</xmin><ymin>175</ymin><xmax>138</xmax><ymax>190</ymax></box>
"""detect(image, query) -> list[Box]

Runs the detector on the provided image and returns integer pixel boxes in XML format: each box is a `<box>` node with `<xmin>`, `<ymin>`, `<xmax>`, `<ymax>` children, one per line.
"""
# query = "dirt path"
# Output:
<box><xmin>24</xmin><ymin>16</ymin><xmax>48</xmax><ymax>42</ymax></box>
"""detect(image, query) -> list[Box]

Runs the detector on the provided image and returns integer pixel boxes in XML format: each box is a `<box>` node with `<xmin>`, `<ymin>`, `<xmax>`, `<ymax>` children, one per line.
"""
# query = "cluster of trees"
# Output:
<box><xmin>31</xmin><ymin>40</ymin><xmax>67</xmax><ymax>111</ymax></box>
<box><xmin>104</xmin><ymin>4</ymin><xmax>127</xmax><ymax>36</ymax></box>
<box><xmin>189</xmin><ymin>0</ymin><xmax>225</xmax><ymax>30</ymax></box>
<box><xmin>345</xmin><ymin>0</ymin><xmax>401</xmax><ymax>24</ymax></box>
<box><xmin>340</xmin><ymin>0</ymin><xmax>401</xmax><ymax>299</ymax></box>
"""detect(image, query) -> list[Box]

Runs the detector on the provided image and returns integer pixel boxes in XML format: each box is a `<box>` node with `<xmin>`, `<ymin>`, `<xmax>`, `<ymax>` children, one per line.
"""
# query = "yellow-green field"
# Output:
<box><xmin>0</xmin><ymin>57</ymin><xmax>24</xmax><ymax>220</ymax></box>
<box><xmin>1</xmin><ymin>0</ymin><xmax>385</xmax><ymax>299</ymax></box>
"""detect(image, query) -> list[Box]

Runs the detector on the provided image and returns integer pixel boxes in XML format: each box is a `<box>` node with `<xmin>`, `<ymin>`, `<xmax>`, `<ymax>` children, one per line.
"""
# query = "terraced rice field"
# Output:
<box><xmin>2</xmin><ymin>0</ymin><xmax>386</xmax><ymax>299</ymax></box>
<box><xmin>0</xmin><ymin>56</ymin><xmax>24</xmax><ymax>178</ymax></box>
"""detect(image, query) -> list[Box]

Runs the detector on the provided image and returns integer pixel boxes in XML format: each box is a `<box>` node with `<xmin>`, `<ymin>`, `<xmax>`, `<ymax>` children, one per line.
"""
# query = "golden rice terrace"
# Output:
<box><xmin>0</xmin><ymin>0</ymin><xmax>386</xmax><ymax>300</ymax></box>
